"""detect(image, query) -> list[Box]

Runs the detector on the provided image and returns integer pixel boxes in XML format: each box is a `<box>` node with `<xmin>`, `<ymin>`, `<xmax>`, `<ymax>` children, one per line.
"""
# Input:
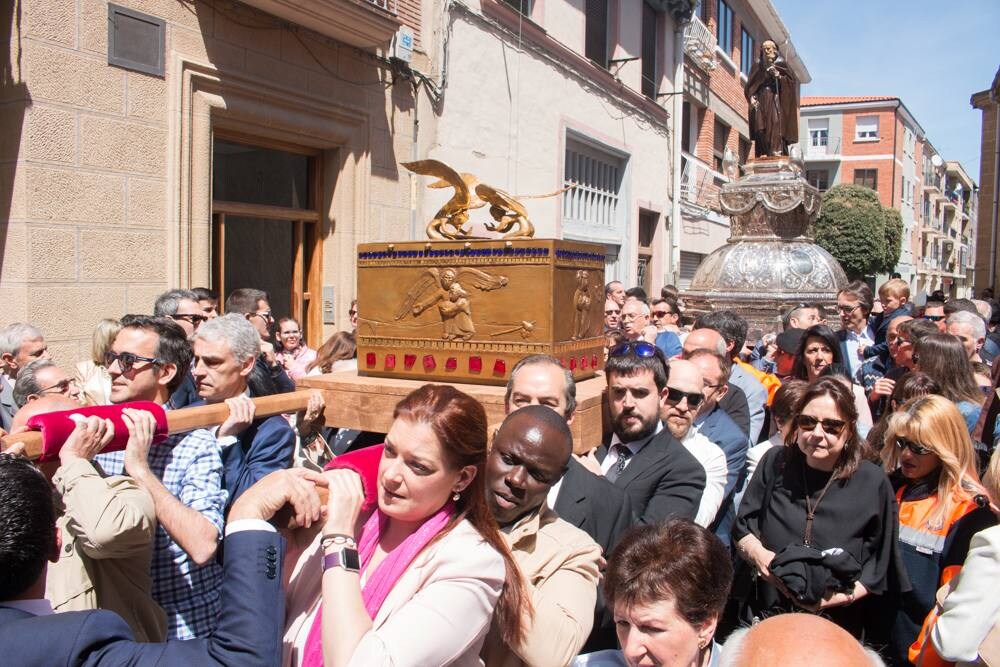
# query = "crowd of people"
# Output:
<box><xmin>0</xmin><ymin>278</ymin><xmax>999</xmax><ymax>666</ymax></box>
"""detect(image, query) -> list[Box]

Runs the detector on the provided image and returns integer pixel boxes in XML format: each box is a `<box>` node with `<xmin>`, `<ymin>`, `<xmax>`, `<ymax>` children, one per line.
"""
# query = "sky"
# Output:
<box><xmin>771</xmin><ymin>0</ymin><xmax>1000</xmax><ymax>181</ymax></box>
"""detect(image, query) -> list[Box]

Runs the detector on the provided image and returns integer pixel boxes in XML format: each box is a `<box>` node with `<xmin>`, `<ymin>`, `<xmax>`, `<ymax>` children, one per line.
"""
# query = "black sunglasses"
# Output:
<box><xmin>923</xmin><ymin>315</ymin><xmax>945</xmax><ymax>322</ymax></box>
<box><xmin>895</xmin><ymin>437</ymin><xmax>933</xmax><ymax>456</ymax></box>
<box><xmin>105</xmin><ymin>350</ymin><xmax>163</xmax><ymax>374</ymax></box>
<box><xmin>795</xmin><ymin>414</ymin><xmax>847</xmax><ymax>436</ymax></box>
<box><xmin>666</xmin><ymin>386</ymin><xmax>703</xmax><ymax>408</ymax></box>
<box><xmin>171</xmin><ymin>313</ymin><xmax>208</xmax><ymax>325</ymax></box>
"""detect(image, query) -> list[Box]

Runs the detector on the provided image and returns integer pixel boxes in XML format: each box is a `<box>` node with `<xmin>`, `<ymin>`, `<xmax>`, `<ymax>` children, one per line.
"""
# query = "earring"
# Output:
<box><xmin>452</xmin><ymin>492</ymin><xmax>461</xmax><ymax>501</ymax></box>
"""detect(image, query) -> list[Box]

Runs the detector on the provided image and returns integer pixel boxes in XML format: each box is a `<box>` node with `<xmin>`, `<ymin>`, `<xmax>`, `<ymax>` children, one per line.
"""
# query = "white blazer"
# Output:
<box><xmin>283</xmin><ymin>519</ymin><xmax>505</xmax><ymax>667</ymax></box>
<box><xmin>931</xmin><ymin>524</ymin><xmax>1000</xmax><ymax>665</ymax></box>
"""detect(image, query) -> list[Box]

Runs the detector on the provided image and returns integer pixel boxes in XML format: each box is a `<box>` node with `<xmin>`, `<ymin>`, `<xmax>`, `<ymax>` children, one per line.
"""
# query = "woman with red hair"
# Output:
<box><xmin>282</xmin><ymin>384</ymin><xmax>527</xmax><ymax>666</ymax></box>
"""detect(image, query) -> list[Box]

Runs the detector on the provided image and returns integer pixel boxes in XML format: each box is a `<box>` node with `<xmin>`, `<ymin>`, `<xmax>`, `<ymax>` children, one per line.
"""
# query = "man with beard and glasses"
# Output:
<box><xmin>594</xmin><ymin>342</ymin><xmax>705</xmax><ymax>524</ymax></box>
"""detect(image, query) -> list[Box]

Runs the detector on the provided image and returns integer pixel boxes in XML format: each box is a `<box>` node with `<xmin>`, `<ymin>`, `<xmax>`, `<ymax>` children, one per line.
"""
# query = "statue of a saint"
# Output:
<box><xmin>745</xmin><ymin>40</ymin><xmax>799</xmax><ymax>158</ymax></box>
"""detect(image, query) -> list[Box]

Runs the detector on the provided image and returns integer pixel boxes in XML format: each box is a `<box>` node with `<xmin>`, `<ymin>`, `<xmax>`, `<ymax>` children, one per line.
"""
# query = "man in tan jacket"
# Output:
<box><xmin>481</xmin><ymin>406</ymin><xmax>602</xmax><ymax>667</ymax></box>
<box><xmin>11</xmin><ymin>396</ymin><xmax>166</xmax><ymax>641</ymax></box>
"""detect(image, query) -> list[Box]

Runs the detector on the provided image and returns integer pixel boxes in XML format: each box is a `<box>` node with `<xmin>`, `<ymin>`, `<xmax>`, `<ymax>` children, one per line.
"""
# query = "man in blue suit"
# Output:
<box><xmin>0</xmin><ymin>454</ymin><xmax>326</xmax><ymax>665</ymax></box>
<box><xmin>192</xmin><ymin>314</ymin><xmax>296</xmax><ymax>514</ymax></box>
<box><xmin>685</xmin><ymin>348</ymin><xmax>748</xmax><ymax>546</ymax></box>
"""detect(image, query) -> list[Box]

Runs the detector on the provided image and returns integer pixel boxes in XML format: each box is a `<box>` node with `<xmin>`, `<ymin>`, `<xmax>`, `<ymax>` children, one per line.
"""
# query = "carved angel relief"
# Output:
<box><xmin>394</xmin><ymin>267</ymin><xmax>509</xmax><ymax>341</ymax></box>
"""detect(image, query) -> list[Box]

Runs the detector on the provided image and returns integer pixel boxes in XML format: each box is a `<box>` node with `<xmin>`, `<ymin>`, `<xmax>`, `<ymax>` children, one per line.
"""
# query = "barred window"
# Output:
<box><xmin>563</xmin><ymin>139</ymin><xmax>624</xmax><ymax>229</ymax></box>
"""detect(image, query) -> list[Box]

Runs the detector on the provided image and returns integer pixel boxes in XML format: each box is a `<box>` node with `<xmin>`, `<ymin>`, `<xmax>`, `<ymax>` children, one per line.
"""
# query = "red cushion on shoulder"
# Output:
<box><xmin>324</xmin><ymin>444</ymin><xmax>383</xmax><ymax>514</ymax></box>
<box><xmin>25</xmin><ymin>402</ymin><xmax>169</xmax><ymax>462</ymax></box>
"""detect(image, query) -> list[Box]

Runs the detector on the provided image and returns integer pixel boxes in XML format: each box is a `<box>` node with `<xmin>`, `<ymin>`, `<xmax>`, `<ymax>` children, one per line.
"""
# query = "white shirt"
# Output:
<box><xmin>843</xmin><ymin>326</ymin><xmax>875</xmax><ymax>379</ymax></box>
<box><xmin>680</xmin><ymin>429</ymin><xmax>728</xmax><ymax>528</ymax></box>
<box><xmin>600</xmin><ymin>421</ymin><xmax>664</xmax><ymax>478</ymax></box>
<box><xmin>0</xmin><ymin>599</ymin><xmax>54</xmax><ymax>616</ymax></box>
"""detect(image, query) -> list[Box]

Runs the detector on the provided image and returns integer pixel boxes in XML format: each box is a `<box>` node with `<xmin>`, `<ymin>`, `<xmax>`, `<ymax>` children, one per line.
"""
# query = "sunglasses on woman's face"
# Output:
<box><xmin>795</xmin><ymin>414</ymin><xmax>847</xmax><ymax>436</ymax></box>
<box><xmin>895</xmin><ymin>437</ymin><xmax>932</xmax><ymax>456</ymax></box>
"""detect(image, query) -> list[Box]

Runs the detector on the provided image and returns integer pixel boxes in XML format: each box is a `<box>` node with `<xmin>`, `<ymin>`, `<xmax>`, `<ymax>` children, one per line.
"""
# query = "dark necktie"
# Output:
<box><xmin>608</xmin><ymin>443</ymin><xmax>632</xmax><ymax>482</ymax></box>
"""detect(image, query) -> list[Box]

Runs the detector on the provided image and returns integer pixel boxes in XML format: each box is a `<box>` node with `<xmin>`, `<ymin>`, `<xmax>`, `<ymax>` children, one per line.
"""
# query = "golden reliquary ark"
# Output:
<box><xmin>356</xmin><ymin>239</ymin><xmax>606</xmax><ymax>385</ymax></box>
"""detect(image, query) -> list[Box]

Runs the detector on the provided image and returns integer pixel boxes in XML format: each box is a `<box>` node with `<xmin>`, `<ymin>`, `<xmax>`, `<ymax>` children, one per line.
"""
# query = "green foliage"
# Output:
<box><xmin>813</xmin><ymin>184</ymin><xmax>903</xmax><ymax>280</ymax></box>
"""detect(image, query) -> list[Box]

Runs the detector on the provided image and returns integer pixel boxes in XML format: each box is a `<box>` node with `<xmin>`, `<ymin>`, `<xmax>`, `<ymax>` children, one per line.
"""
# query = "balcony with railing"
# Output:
<box><xmin>240</xmin><ymin>0</ymin><xmax>401</xmax><ymax>49</ymax></box>
<box><xmin>805</xmin><ymin>137</ymin><xmax>841</xmax><ymax>160</ymax></box>
<box><xmin>683</xmin><ymin>16</ymin><xmax>718</xmax><ymax>73</ymax></box>
<box><xmin>679</xmin><ymin>153</ymin><xmax>723</xmax><ymax>216</ymax></box>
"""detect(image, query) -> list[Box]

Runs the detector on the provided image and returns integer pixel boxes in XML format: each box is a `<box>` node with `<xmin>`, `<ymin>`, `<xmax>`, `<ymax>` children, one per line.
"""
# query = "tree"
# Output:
<box><xmin>813</xmin><ymin>184</ymin><xmax>903</xmax><ymax>280</ymax></box>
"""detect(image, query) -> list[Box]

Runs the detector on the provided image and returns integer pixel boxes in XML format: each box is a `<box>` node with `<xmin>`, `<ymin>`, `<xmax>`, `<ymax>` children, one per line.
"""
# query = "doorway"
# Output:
<box><xmin>211</xmin><ymin>134</ymin><xmax>323</xmax><ymax>347</ymax></box>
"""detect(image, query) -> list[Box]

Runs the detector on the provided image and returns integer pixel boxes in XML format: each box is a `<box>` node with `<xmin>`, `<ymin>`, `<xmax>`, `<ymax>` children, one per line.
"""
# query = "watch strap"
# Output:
<box><xmin>322</xmin><ymin>547</ymin><xmax>360</xmax><ymax>573</ymax></box>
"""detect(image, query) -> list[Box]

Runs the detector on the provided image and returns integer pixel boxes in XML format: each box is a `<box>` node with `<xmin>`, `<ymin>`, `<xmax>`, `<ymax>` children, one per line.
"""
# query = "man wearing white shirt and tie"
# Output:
<box><xmin>595</xmin><ymin>342</ymin><xmax>705</xmax><ymax>525</ymax></box>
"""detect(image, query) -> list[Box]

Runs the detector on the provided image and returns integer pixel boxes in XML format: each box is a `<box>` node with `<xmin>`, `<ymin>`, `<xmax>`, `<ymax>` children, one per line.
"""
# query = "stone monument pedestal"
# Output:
<box><xmin>683</xmin><ymin>157</ymin><xmax>847</xmax><ymax>334</ymax></box>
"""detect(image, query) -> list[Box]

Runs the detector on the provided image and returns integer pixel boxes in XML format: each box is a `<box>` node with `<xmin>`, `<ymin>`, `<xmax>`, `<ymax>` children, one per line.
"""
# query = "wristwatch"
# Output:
<box><xmin>323</xmin><ymin>547</ymin><xmax>360</xmax><ymax>573</ymax></box>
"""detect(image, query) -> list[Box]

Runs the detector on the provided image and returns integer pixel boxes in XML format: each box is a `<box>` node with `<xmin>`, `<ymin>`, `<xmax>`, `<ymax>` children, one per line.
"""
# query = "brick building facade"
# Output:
<box><xmin>800</xmin><ymin>96</ymin><xmax>978</xmax><ymax>299</ymax></box>
<box><xmin>674</xmin><ymin>0</ymin><xmax>808</xmax><ymax>287</ymax></box>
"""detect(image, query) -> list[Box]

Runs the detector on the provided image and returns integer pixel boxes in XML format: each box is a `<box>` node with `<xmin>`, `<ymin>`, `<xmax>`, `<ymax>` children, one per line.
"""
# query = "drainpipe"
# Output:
<box><xmin>991</xmin><ymin>102</ymin><xmax>999</xmax><ymax>290</ymax></box>
<box><xmin>670</xmin><ymin>20</ymin><xmax>684</xmax><ymax>286</ymax></box>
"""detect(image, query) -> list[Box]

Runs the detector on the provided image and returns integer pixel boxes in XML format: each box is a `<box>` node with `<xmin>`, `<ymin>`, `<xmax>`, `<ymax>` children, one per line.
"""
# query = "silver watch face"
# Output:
<box><xmin>325</xmin><ymin>548</ymin><xmax>361</xmax><ymax>572</ymax></box>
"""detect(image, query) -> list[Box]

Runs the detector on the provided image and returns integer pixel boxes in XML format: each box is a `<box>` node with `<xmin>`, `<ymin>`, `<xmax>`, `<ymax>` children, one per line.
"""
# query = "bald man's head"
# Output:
<box><xmin>486</xmin><ymin>405</ymin><xmax>573</xmax><ymax>525</ymax></box>
<box><xmin>719</xmin><ymin>614</ymin><xmax>884</xmax><ymax>667</ymax></box>
<box><xmin>683</xmin><ymin>328</ymin><xmax>727</xmax><ymax>357</ymax></box>
<box><xmin>11</xmin><ymin>394</ymin><xmax>81</xmax><ymax>432</ymax></box>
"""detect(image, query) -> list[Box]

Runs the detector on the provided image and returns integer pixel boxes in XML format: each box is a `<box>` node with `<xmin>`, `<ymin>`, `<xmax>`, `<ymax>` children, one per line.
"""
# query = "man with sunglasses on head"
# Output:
<box><xmin>95</xmin><ymin>315</ymin><xmax>228</xmax><ymax>640</ymax></box>
<box><xmin>224</xmin><ymin>288</ymin><xmax>295</xmax><ymax>395</ymax></box>
<box><xmin>596</xmin><ymin>341</ymin><xmax>705</xmax><ymax>525</ymax></box>
<box><xmin>155</xmin><ymin>289</ymin><xmax>209</xmax><ymax>410</ymax></box>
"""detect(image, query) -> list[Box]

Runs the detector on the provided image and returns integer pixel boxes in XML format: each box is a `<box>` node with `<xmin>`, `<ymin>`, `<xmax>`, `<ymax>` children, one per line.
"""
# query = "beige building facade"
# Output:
<box><xmin>3</xmin><ymin>0</ymin><xmax>702</xmax><ymax>364</ymax></box>
<box><xmin>972</xmin><ymin>66</ymin><xmax>1000</xmax><ymax>296</ymax></box>
<box><xmin>2</xmin><ymin>0</ymin><xmax>427</xmax><ymax>361</ymax></box>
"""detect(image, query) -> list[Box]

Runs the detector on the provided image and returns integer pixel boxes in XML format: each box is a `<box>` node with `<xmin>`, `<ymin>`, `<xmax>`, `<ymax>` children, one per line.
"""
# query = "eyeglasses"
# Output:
<box><xmin>666</xmin><ymin>386</ymin><xmax>704</xmax><ymax>408</ymax></box>
<box><xmin>795</xmin><ymin>414</ymin><xmax>847</xmax><ymax>436</ymax></box>
<box><xmin>104</xmin><ymin>351</ymin><xmax>163</xmax><ymax>374</ymax></box>
<box><xmin>171</xmin><ymin>313</ymin><xmax>208</xmax><ymax>326</ymax></box>
<box><xmin>651</xmin><ymin>310</ymin><xmax>671</xmax><ymax>318</ymax></box>
<box><xmin>38</xmin><ymin>378</ymin><xmax>78</xmax><ymax>395</ymax></box>
<box><xmin>620</xmin><ymin>312</ymin><xmax>646</xmax><ymax>321</ymax></box>
<box><xmin>895</xmin><ymin>437</ymin><xmax>932</xmax><ymax>456</ymax></box>
<box><xmin>251</xmin><ymin>310</ymin><xmax>274</xmax><ymax>322</ymax></box>
<box><xmin>610</xmin><ymin>341</ymin><xmax>660</xmax><ymax>359</ymax></box>
<box><xmin>836</xmin><ymin>304</ymin><xmax>860</xmax><ymax>314</ymax></box>
<box><xmin>605</xmin><ymin>309</ymin><xmax>620</xmax><ymax>316</ymax></box>
<box><xmin>923</xmin><ymin>315</ymin><xmax>945</xmax><ymax>322</ymax></box>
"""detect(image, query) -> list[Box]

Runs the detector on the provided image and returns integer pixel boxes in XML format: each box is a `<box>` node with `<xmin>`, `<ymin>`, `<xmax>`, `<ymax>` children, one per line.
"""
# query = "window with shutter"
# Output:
<box><xmin>641</xmin><ymin>2</ymin><xmax>657</xmax><ymax>98</ymax></box>
<box><xmin>585</xmin><ymin>0</ymin><xmax>609</xmax><ymax>67</ymax></box>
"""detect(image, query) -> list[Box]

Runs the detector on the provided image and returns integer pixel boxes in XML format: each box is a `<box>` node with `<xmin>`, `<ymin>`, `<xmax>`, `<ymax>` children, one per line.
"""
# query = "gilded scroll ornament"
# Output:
<box><xmin>404</xmin><ymin>159</ymin><xmax>574</xmax><ymax>240</ymax></box>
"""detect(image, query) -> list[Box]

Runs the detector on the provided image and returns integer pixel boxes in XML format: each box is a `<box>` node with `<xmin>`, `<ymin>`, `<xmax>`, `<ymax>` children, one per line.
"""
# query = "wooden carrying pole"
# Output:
<box><xmin>2</xmin><ymin>390</ymin><xmax>316</xmax><ymax>461</ymax></box>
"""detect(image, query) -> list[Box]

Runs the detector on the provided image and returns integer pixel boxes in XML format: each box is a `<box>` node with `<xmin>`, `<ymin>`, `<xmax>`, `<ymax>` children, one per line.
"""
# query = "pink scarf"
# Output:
<box><xmin>300</xmin><ymin>501</ymin><xmax>456</xmax><ymax>666</ymax></box>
